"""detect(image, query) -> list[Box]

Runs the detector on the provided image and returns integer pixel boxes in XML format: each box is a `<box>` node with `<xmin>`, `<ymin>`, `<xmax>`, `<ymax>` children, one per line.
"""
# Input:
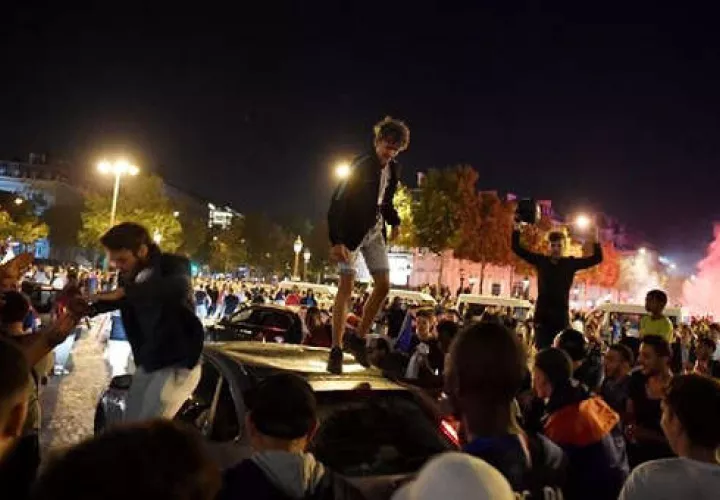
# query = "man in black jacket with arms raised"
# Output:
<box><xmin>512</xmin><ymin>221</ymin><xmax>602</xmax><ymax>349</ymax></box>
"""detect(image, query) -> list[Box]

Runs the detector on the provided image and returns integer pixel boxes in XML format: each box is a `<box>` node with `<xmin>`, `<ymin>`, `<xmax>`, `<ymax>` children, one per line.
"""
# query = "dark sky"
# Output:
<box><xmin>2</xmin><ymin>3</ymin><xmax>719</xmax><ymax>270</ymax></box>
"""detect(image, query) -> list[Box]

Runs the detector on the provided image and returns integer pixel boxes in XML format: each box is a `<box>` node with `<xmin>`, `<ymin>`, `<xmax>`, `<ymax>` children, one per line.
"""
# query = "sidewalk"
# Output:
<box><xmin>40</xmin><ymin>317</ymin><xmax>110</xmax><ymax>455</ymax></box>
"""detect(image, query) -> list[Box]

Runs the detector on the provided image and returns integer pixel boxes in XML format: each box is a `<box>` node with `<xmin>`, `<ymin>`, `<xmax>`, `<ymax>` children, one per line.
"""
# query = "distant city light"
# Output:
<box><xmin>669</xmin><ymin>263</ymin><xmax>677</xmax><ymax>270</ymax></box>
<box><xmin>335</xmin><ymin>162</ymin><xmax>351</xmax><ymax>180</ymax></box>
<box><xmin>13</xmin><ymin>197</ymin><xmax>23</xmax><ymax>205</ymax></box>
<box><xmin>173</xmin><ymin>211</ymin><xmax>180</xmax><ymax>217</ymax></box>
<box><xmin>638</xmin><ymin>247</ymin><xmax>647</xmax><ymax>255</ymax></box>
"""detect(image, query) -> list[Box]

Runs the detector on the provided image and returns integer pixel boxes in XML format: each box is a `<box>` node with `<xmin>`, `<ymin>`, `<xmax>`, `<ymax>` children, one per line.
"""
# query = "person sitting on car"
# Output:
<box><xmin>219</xmin><ymin>374</ymin><xmax>365</xmax><ymax>500</ymax></box>
<box><xmin>303</xmin><ymin>307</ymin><xmax>332</xmax><ymax>348</ymax></box>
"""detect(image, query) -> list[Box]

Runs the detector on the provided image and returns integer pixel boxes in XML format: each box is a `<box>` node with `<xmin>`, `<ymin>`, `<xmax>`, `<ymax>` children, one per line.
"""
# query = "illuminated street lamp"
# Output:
<box><xmin>638</xmin><ymin>247</ymin><xmax>647</xmax><ymax>256</ymax></box>
<box><xmin>97</xmin><ymin>158</ymin><xmax>139</xmax><ymax>228</ymax></box>
<box><xmin>574</xmin><ymin>214</ymin><xmax>591</xmax><ymax>231</ymax></box>
<box><xmin>173</xmin><ymin>211</ymin><xmax>180</xmax><ymax>217</ymax></box>
<box><xmin>13</xmin><ymin>197</ymin><xmax>23</xmax><ymax>206</ymax></box>
<box><xmin>153</xmin><ymin>230</ymin><xmax>163</xmax><ymax>244</ymax></box>
<box><xmin>293</xmin><ymin>236</ymin><xmax>303</xmax><ymax>280</ymax></box>
<box><xmin>335</xmin><ymin>162</ymin><xmax>351</xmax><ymax>180</ymax></box>
<box><xmin>303</xmin><ymin>248</ymin><xmax>311</xmax><ymax>281</ymax></box>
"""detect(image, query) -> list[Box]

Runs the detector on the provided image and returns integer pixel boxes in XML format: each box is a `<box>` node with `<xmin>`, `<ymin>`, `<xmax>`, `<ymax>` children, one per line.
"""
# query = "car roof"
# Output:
<box><xmin>278</xmin><ymin>281</ymin><xmax>338</xmax><ymax>295</ymax></box>
<box><xmin>207</xmin><ymin>341</ymin><xmax>405</xmax><ymax>391</ymax></box>
<box><xmin>240</xmin><ymin>303</ymin><xmax>302</xmax><ymax>315</ymax></box>
<box><xmin>457</xmin><ymin>294</ymin><xmax>532</xmax><ymax>308</ymax></box>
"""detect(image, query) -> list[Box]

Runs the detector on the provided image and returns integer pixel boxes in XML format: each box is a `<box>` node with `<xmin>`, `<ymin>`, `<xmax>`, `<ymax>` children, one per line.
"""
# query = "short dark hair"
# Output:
<box><xmin>664</xmin><ymin>374</ymin><xmax>720</xmax><ymax>449</ymax></box>
<box><xmin>373</xmin><ymin>116</ymin><xmax>410</xmax><ymax>150</ymax></box>
<box><xmin>534</xmin><ymin>348</ymin><xmax>573</xmax><ymax>389</ymax></box>
<box><xmin>0</xmin><ymin>338</ymin><xmax>30</xmax><ymax>419</ymax></box>
<box><xmin>437</xmin><ymin>320</ymin><xmax>459</xmax><ymax>351</ymax></box>
<box><xmin>548</xmin><ymin>231</ymin><xmax>565</xmax><ymax>243</ymax></box>
<box><xmin>641</xmin><ymin>334</ymin><xmax>672</xmax><ymax>358</ymax></box>
<box><xmin>31</xmin><ymin>420</ymin><xmax>219</xmax><ymax>500</ymax></box>
<box><xmin>246</xmin><ymin>374</ymin><xmax>316</xmax><ymax>440</ymax></box>
<box><xmin>447</xmin><ymin>322</ymin><xmax>526</xmax><ymax>405</ymax></box>
<box><xmin>372</xmin><ymin>336</ymin><xmax>392</xmax><ymax>353</ymax></box>
<box><xmin>100</xmin><ymin>222</ymin><xmax>153</xmax><ymax>252</ymax></box>
<box><xmin>416</xmin><ymin>308</ymin><xmax>435</xmax><ymax>319</ymax></box>
<box><xmin>0</xmin><ymin>291</ymin><xmax>30</xmax><ymax>325</ymax></box>
<box><xmin>608</xmin><ymin>344</ymin><xmax>634</xmax><ymax>366</ymax></box>
<box><xmin>698</xmin><ymin>335</ymin><xmax>717</xmax><ymax>352</ymax></box>
<box><xmin>555</xmin><ymin>329</ymin><xmax>587</xmax><ymax>362</ymax></box>
<box><xmin>646</xmin><ymin>289</ymin><xmax>668</xmax><ymax>308</ymax></box>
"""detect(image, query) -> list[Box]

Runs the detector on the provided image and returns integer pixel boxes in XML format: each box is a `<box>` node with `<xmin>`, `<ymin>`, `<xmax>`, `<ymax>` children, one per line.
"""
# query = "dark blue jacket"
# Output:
<box><xmin>91</xmin><ymin>251</ymin><xmax>203</xmax><ymax>371</ymax></box>
<box><xmin>543</xmin><ymin>382</ymin><xmax>629</xmax><ymax>500</ymax></box>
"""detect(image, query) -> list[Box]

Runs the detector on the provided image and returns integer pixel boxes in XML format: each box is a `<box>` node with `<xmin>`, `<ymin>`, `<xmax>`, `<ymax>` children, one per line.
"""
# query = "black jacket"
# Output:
<box><xmin>511</xmin><ymin>230</ymin><xmax>602</xmax><ymax>326</ymax></box>
<box><xmin>328</xmin><ymin>152</ymin><xmax>401</xmax><ymax>251</ymax></box>
<box><xmin>90</xmin><ymin>251</ymin><xmax>203</xmax><ymax>372</ymax></box>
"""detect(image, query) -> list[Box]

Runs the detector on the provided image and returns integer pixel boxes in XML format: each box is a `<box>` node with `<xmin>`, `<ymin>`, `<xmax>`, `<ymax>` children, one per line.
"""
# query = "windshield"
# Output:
<box><xmin>308</xmin><ymin>390</ymin><xmax>452</xmax><ymax>476</ymax></box>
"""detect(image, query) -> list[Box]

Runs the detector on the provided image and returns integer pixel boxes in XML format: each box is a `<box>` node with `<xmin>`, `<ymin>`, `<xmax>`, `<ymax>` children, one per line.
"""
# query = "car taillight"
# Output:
<box><xmin>440</xmin><ymin>418</ymin><xmax>460</xmax><ymax>446</ymax></box>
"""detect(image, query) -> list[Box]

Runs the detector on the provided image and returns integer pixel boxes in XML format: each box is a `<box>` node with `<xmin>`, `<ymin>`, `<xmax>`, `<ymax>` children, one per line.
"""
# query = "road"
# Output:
<box><xmin>40</xmin><ymin>316</ymin><xmax>111</xmax><ymax>457</ymax></box>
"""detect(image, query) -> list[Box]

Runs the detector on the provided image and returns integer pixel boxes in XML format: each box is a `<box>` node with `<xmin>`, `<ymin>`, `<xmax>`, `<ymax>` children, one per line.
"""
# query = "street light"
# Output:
<box><xmin>13</xmin><ymin>197</ymin><xmax>23</xmax><ymax>206</ymax></box>
<box><xmin>574</xmin><ymin>214</ymin><xmax>591</xmax><ymax>231</ymax></box>
<box><xmin>638</xmin><ymin>247</ymin><xmax>647</xmax><ymax>256</ymax></box>
<box><xmin>97</xmin><ymin>158</ymin><xmax>139</xmax><ymax>228</ymax></box>
<box><xmin>293</xmin><ymin>236</ymin><xmax>303</xmax><ymax>280</ymax></box>
<box><xmin>303</xmin><ymin>248</ymin><xmax>311</xmax><ymax>281</ymax></box>
<box><xmin>153</xmin><ymin>230</ymin><xmax>163</xmax><ymax>244</ymax></box>
<box><xmin>173</xmin><ymin>211</ymin><xmax>180</xmax><ymax>217</ymax></box>
<box><xmin>335</xmin><ymin>162</ymin><xmax>351</xmax><ymax>180</ymax></box>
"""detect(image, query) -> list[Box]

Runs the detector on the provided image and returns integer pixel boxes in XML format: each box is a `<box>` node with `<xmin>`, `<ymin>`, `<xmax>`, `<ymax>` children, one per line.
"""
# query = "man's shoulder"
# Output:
<box><xmin>623</xmin><ymin>458</ymin><xmax>717</xmax><ymax>496</ymax></box>
<box><xmin>220</xmin><ymin>459</ymin><xmax>286</xmax><ymax>500</ymax></box>
<box><xmin>159</xmin><ymin>253</ymin><xmax>191</xmax><ymax>276</ymax></box>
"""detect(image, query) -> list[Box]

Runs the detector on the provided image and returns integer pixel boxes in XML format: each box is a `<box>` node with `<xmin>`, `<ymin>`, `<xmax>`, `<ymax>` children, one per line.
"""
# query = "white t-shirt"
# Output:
<box><xmin>619</xmin><ymin>457</ymin><xmax>720</xmax><ymax>500</ymax></box>
<box><xmin>378</xmin><ymin>164</ymin><xmax>389</xmax><ymax>206</ymax></box>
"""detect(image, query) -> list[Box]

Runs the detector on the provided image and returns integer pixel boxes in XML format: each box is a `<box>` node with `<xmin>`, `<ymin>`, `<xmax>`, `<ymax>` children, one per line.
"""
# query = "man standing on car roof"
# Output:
<box><xmin>326</xmin><ymin>116</ymin><xmax>409</xmax><ymax>374</ymax></box>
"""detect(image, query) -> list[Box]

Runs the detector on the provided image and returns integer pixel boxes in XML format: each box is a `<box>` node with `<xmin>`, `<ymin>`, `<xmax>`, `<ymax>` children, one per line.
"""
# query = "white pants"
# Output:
<box><xmin>105</xmin><ymin>340</ymin><xmax>134</xmax><ymax>378</ymax></box>
<box><xmin>124</xmin><ymin>364</ymin><xmax>201</xmax><ymax>422</ymax></box>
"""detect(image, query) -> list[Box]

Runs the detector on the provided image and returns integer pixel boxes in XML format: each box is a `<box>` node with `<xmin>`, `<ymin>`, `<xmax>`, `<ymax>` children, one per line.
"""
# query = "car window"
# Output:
<box><xmin>308</xmin><ymin>390</ymin><xmax>452</xmax><ymax>477</ymax></box>
<box><xmin>210</xmin><ymin>380</ymin><xmax>240</xmax><ymax>442</ymax></box>
<box><xmin>260</xmin><ymin>312</ymin><xmax>291</xmax><ymax>331</ymax></box>
<box><xmin>230</xmin><ymin>307</ymin><xmax>261</xmax><ymax>325</ymax></box>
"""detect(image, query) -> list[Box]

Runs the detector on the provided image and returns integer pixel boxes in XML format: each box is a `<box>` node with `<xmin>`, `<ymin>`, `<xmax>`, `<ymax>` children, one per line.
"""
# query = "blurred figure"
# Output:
<box><xmin>640</xmin><ymin>290</ymin><xmax>673</xmax><ymax>343</ymax></box>
<box><xmin>303</xmin><ymin>307</ymin><xmax>332</xmax><ymax>348</ymax></box>
<box><xmin>0</xmin><ymin>339</ymin><xmax>34</xmax><ymax>499</ymax></box>
<box><xmin>392</xmin><ymin>452</ymin><xmax>515</xmax><ymax>500</ymax></box>
<box><xmin>385</xmin><ymin>296</ymin><xmax>405</xmax><ymax>339</ymax></box>
<box><xmin>445</xmin><ymin>322</ymin><xmax>566</xmax><ymax>498</ymax></box>
<box><xmin>693</xmin><ymin>336</ymin><xmax>720</xmax><ymax>378</ymax></box>
<box><xmin>619</xmin><ymin>375</ymin><xmax>720</xmax><ymax>500</ymax></box>
<box><xmin>554</xmin><ymin>329</ymin><xmax>602</xmax><ymax>391</ymax></box>
<box><xmin>600</xmin><ymin>344</ymin><xmax>634</xmax><ymax>415</ymax></box>
<box><xmin>368</xmin><ymin>336</ymin><xmax>408</xmax><ymax>380</ymax></box>
<box><xmin>533</xmin><ymin>348</ymin><xmax>628</xmax><ymax>500</ymax></box>
<box><xmin>31</xmin><ymin>420</ymin><xmax>220</xmax><ymax>500</ymax></box>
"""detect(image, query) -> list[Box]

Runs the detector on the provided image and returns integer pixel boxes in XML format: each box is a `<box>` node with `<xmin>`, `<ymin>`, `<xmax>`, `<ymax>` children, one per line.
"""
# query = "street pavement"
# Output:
<box><xmin>40</xmin><ymin>316</ymin><xmax>111</xmax><ymax>456</ymax></box>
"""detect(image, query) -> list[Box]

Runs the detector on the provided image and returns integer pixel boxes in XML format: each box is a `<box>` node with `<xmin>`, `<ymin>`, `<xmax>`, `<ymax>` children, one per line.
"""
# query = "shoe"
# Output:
<box><xmin>327</xmin><ymin>346</ymin><xmax>343</xmax><ymax>375</ymax></box>
<box><xmin>346</xmin><ymin>334</ymin><xmax>370</xmax><ymax>367</ymax></box>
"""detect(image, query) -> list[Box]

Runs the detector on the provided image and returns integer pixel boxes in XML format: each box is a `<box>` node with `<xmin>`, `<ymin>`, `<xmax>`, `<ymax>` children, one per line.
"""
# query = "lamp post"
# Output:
<box><xmin>303</xmin><ymin>248</ymin><xmax>311</xmax><ymax>281</ymax></box>
<box><xmin>97</xmin><ymin>159</ymin><xmax>139</xmax><ymax>228</ymax></box>
<box><xmin>293</xmin><ymin>236</ymin><xmax>303</xmax><ymax>281</ymax></box>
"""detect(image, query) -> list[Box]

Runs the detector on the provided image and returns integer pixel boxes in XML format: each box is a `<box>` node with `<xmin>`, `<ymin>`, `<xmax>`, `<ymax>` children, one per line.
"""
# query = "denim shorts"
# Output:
<box><xmin>339</xmin><ymin>222</ymin><xmax>389</xmax><ymax>276</ymax></box>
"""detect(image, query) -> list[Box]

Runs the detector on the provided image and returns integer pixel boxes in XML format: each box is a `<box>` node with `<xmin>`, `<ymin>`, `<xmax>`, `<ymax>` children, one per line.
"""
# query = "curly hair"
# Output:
<box><xmin>373</xmin><ymin>116</ymin><xmax>410</xmax><ymax>150</ymax></box>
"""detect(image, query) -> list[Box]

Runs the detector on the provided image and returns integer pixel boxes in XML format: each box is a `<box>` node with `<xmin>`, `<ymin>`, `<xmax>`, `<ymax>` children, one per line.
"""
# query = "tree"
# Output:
<box><xmin>577</xmin><ymin>241</ymin><xmax>621</xmax><ymax>288</ymax></box>
<box><xmin>454</xmin><ymin>173</ymin><xmax>515</xmax><ymax>293</ymax></box>
<box><xmin>208</xmin><ymin>217</ymin><xmax>246</xmax><ymax>273</ymax></box>
<box><xmin>414</xmin><ymin>168</ymin><xmax>460</xmax><ymax>287</ymax></box>
<box><xmin>79</xmin><ymin>174</ymin><xmax>182</xmax><ymax>252</ymax></box>
<box><xmin>177</xmin><ymin>212</ymin><xmax>209</xmax><ymax>259</ymax></box>
<box><xmin>305</xmin><ymin>218</ymin><xmax>331</xmax><ymax>281</ymax></box>
<box><xmin>243</xmin><ymin>212</ymin><xmax>294</xmax><ymax>275</ymax></box>
<box><xmin>392</xmin><ymin>183</ymin><xmax>417</xmax><ymax>249</ymax></box>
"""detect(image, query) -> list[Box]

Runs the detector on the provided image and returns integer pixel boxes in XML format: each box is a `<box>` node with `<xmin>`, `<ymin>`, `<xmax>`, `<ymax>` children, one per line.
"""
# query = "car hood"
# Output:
<box><xmin>252</xmin><ymin>451</ymin><xmax>326</xmax><ymax>499</ymax></box>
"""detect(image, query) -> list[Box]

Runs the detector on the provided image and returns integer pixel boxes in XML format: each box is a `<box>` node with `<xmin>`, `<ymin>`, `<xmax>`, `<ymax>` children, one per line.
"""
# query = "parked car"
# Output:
<box><xmin>94</xmin><ymin>342</ymin><xmax>458</xmax><ymax>493</ymax></box>
<box><xmin>206</xmin><ymin>303</ymin><xmax>305</xmax><ymax>344</ymax></box>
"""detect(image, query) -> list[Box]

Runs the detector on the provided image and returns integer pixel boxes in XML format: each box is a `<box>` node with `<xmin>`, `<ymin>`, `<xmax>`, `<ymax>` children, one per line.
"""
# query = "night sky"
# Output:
<box><xmin>2</xmin><ymin>3</ymin><xmax>719</xmax><ymax>270</ymax></box>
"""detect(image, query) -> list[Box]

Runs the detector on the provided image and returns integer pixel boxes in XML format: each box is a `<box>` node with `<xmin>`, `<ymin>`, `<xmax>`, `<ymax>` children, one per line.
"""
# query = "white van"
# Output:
<box><xmin>377</xmin><ymin>289</ymin><xmax>437</xmax><ymax>307</ymax></box>
<box><xmin>456</xmin><ymin>294</ymin><xmax>533</xmax><ymax>322</ymax></box>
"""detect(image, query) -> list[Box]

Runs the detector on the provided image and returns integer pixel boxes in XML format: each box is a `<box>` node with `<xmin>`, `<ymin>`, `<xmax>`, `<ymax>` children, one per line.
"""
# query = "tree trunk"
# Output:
<box><xmin>479</xmin><ymin>261</ymin><xmax>486</xmax><ymax>295</ymax></box>
<box><xmin>437</xmin><ymin>252</ymin><xmax>444</xmax><ymax>290</ymax></box>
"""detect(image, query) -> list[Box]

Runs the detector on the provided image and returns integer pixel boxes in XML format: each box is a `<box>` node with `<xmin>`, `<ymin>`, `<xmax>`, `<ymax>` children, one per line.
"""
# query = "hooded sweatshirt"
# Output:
<box><xmin>219</xmin><ymin>451</ymin><xmax>365</xmax><ymax>500</ymax></box>
<box><xmin>543</xmin><ymin>381</ymin><xmax>629</xmax><ymax>500</ymax></box>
